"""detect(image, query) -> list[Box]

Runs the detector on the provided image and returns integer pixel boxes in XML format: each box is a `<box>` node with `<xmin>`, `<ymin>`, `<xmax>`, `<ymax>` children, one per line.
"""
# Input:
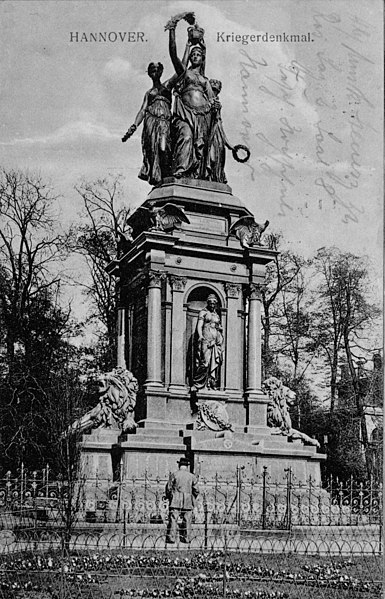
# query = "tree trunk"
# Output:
<box><xmin>262</xmin><ymin>307</ymin><xmax>271</xmax><ymax>379</ymax></box>
<box><xmin>344</xmin><ymin>332</ymin><xmax>372</xmax><ymax>477</ymax></box>
<box><xmin>330</xmin><ymin>351</ymin><xmax>338</xmax><ymax>414</ymax></box>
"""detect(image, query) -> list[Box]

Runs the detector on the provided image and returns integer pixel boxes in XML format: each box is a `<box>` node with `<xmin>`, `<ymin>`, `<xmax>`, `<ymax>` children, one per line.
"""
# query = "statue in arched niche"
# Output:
<box><xmin>191</xmin><ymin>294</ymin><xmax>223</xmax><ymax>391</ymax></box>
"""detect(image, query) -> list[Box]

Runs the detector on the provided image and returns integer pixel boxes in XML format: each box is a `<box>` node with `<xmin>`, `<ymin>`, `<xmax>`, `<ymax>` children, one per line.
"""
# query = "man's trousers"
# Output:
<box><xmin>167</xmin><ymin>508</ymin><xmax>193</xmax><ymax>543</ymax></box>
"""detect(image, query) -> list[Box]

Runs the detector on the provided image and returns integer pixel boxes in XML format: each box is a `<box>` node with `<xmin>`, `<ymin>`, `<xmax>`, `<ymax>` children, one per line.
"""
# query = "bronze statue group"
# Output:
<box><xmin>122</xmin><ymin>13</ymin><xmax>248</xmax><ymax>187</ymax></box>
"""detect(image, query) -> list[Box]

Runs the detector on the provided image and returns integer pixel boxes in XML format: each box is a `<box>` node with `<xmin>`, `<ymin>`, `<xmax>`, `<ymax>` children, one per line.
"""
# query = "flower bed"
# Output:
<box><xmin>0</xmin><ymin>549</ymin><xmax>382</xmax><ymax>598</ymax></box>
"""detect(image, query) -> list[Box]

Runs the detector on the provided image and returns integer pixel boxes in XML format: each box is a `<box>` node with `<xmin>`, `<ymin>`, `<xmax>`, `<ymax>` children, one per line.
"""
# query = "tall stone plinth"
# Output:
<box><xmin>80</xmin><ymin>429</ymin><xmax>120</xmax><ymax>480</ymax></box>
<box><xmin>109</xmin><ymin>179</ymin><xmax>275</xmax><ymax>425</ymax></box>
<box><xmin>79</xmin><ymin>430</ymin><xmax>121</xmax><ymax>513</ymax></box>
<box><xmin>104</xmin><ymin>179</ymin><xmax>326</xmax><ymax>483</ymax></box>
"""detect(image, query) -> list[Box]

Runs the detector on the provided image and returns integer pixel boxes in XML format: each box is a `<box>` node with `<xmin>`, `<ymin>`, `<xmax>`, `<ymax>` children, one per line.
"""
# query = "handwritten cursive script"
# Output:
<box><xmin>237</xmin><ymin>8</ymin><xmax>378</xmax><ymax>225</ymax></box>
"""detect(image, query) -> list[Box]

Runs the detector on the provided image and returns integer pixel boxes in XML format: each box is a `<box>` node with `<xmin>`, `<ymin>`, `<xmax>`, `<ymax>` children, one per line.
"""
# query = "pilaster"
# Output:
<box><xmin>245</xmin><ymin>282</ymin><xmax>269</xmax><ymax>426</ymax></box>
<box><xmin>116</xmin><ymin>307</ymin><xmax>127</xmax><ymax>369</ymax></box>
<box><xmin>146</xmin><ymin>269</ymin><xmax>166</xmax><ymax>387</ymax></box>
<box><xmin>246</xmin><ymin>282</ymin><xmax>265</xmax><ymax>393</ymax></box>
<box><xmin>169</xmin><ymin>275</ymin><xmax>188</xmax><ymax>391</ymax></box>
<box><xmin>224</xmin><ymin>283</ymin><xmax>242</xmax><ymax>393</ymax></box>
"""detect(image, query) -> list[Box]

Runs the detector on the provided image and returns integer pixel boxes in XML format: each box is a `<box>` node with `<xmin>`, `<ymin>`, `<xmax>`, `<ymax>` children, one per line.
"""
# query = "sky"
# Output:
<box><xmin>1</xmin><ymin>0</ymin><xmax>383</xmax><ymax>319</ymax></box>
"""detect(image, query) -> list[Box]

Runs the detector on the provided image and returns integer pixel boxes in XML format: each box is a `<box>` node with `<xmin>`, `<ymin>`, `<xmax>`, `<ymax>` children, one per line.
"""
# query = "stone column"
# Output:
<box><xmin>169</xmin><ymin>275</ymin><xmax>187</xmax><ymax>391</ymax></box>
<box><xmin>146</xmin><ymin>270</ymin><xmax>165</xmax><ymax>387</ymax></box>
<box><xmin>246</xmin><ymin>283</ymin><xmax>264</xmax><ymax>393</ymax></box>
<box><xmin>116</xmin><ymin>307</ymin><xmax>126</xmax><ymax>369</ymax></box>
<box><xmin>163</xmin><ymin>300</ymin><xmax>172</xmax><ymax>388</ymax></box>
<box><xmin>224</xmin><ymin>283</ymin><xmax>242</xmax><ymax>392</ymax></box>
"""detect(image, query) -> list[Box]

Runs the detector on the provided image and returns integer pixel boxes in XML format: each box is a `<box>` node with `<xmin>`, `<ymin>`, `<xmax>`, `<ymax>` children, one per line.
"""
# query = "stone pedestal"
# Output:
<box><xmin>185</xmin><ymin>429</ymin><xmax>323</xmax><ymax>483</ymax></box>
<box><xmin>119</xmin><ymin>425</ymin><xmax>187</xmax><ymax>479</ymax></box>
<box><xmin>112</xmin><ymin>179</ymin><xmax>275</xmax><ymax>423</ymax></box>
<box><xmin>80</xmin><ymin>429</ymin><xmax>120</xmax><ymax>480</ymax></box>
<box><xmin>100</xmin><ymin>179</ymin><xmax>326</xmax><ymax>484</ymax></box>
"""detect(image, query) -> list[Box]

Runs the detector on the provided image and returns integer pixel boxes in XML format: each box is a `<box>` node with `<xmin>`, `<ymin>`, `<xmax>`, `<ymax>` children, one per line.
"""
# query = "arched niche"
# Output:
<box><xmin>185</xmin><ymin>285</ymin><xmax>223</xmax><ymax>388</ymax></box>
<box><xmin>371</xmin><ymin>427</ymin><xmax>383</xmax><ymax>444</ymax></box>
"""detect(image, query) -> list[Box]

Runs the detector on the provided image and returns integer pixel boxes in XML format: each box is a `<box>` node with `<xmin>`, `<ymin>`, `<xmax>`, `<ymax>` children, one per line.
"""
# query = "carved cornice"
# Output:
<box><xmin>169</xmin><ymin>275</ymin><xmax>187</xmax><ymax>292</ymax></box>
<box><xmin>224</xmin><ymin>283</ymin><xmax>241</xmax><ymax>298</ymax></box>
<box><xmin>148</xmin><ymin>270</ymin><xmax>166</xmax><ymax>288</ymax></box>
<box><xmin>249</xmin><ymin>282</ymin><xmax>267</xmax><ymax>300</ymax></box>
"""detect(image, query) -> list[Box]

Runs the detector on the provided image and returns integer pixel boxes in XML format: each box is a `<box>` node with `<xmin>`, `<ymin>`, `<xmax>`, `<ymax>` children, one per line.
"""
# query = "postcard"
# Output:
<box><xmin>0</xmin><ymin>1</ymin><xmax>383</xmax><ymax>468</ymax></box>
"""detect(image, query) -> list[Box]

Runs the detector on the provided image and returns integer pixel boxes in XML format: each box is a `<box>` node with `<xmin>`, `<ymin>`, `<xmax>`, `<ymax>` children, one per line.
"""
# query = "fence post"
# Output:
<box><xmin>5</xmin><ymin>471</ymin><xmax>11</xmax><ymax>505</ymax></box>
<box><xmin>349</xmin><ymin>475</ymin><xmax>354</xmax><ymax>525</ymax></box>
<box><xmin>204</xmin><ymin>493</ymin><xmax>208</xmax><ymax>549</ymax></box>
<box><xmin>284</xmin><ymin>468</ymin><xmax>292</xmax><ymax>530</ymax></box>
<box><xmin>20</xmin><ymin>462</ymin><xmax>24</xmax><ymax>509</ymax></box>
<box><xmin>144</xmin><ymin>470</ymin><xmax>148</xmax><ymax>524</ymax></box>
<box><xmin>34</xmin><ymin>505</ymin><xmax>38</xmax><ymax>552</ymax></box>
<box><xmin>45</xmin><ymin>464</ymin><xmax>50</xmax><ymax>501</ymax></box>
<box><xmin>262</xmin><ymin>466</ymin><xmax>267</xmax><ymax>530</ymax></box>
<box><xmin>222</xmin><ymin>529</ymin><xmax>227</xmax><ymax>599</ymax></box>
<box><xmin>308</xmin><ymin>475</ymin><xmax>312</xmax><ymax>525</ymax></box>
<box><xmin>123</xmin><ymin>504</ymin><xmax>127</xmax><ymax>548</ymax></box>
<box><xmin>378</xmin><ymin>483</ymin><xmax>385</xmax><ymax>566</ymax></box>
<box><xmin>358</xmin><ymin>481</ymin><xmax>364</xmax><ymax>524</ymax></box>
<box><xmin>328</xmin><ymin>475</ymin><xmax>333</xmax><ymax>524</ymax></box>
<box><xmin>214</xmin><ymin>473</ymin><xmax>219</xmax><ymax>523</ymax></box>
<box><xmin>115</xmin><ymin>476</ymin><xmax>121</xmax><ymax>524</ymax></box>
<box><xmin>337</xmin><ymin>479</ymin><xmax>343</xmax><ymax>526</ymax></box>
<box><xmin>236</xmin><ymin>466</ymin><xmax>241</xmax><ymax>526</ymax></box>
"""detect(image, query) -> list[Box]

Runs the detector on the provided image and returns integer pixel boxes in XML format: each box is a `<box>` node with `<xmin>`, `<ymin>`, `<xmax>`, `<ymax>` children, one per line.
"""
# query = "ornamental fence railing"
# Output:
<box><xmin>0</xmin><ymin>467</ymin><xmax>382</xmax><ymax>598</ymax></box>
<box><xmin>0</xmin><ymin>467</ymin><xmax>382</xmax><ymax>530</ymax></box>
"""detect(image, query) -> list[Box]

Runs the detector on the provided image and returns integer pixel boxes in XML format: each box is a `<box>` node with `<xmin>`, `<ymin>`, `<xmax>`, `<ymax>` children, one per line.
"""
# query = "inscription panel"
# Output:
<box><xmin>165</xmin><ymin>254</ymin><xmax>248</xmax><ymax>278</ymax></box>
<box><xmin>184</xmin><ymin>213</ymin><xmax>227</xmax><ymax>235</ymax></box>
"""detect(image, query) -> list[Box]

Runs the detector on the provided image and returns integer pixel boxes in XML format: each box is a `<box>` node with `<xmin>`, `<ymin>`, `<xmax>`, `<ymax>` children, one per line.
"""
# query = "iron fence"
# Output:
<box><xmin>0</xmin><ymin>467</ymin><xmax>382</xmax><ymax>529</ymax></box>
<box><xmin>0</xmin><ymin>468</ymin><xmax>382</xmax><ymax>598</ymax></box>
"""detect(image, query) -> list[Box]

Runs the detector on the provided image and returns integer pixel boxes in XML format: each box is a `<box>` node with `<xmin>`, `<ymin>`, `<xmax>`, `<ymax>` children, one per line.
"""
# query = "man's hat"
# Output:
<box><xmin>178</xmin><ymin>457</ymin><xmax>190</xmax><ymax>466</ymax></box>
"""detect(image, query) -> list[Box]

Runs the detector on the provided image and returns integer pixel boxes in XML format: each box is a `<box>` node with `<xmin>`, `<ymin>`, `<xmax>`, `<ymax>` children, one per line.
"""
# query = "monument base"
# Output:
<box><xmin>80</xmin><ymin>422</ymin><xmax>325</xmax><ymax>485</ymax></box>
<box><xmin>92</xmin><ymin>179</ymin><xmax>326</xmax><ymax>488</ymax></box>
<box><xmin>80</xmin><ymin>429</ymin><xmax>120</xmax><ymax>480</ymax></box>
<box><xmin>185</xmin><ymin>428</ymin><xmax>323</xmax><ymax>483</ymax></box>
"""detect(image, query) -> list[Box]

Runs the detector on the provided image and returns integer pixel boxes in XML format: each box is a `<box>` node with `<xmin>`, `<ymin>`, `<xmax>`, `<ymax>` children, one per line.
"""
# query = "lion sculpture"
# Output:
<box><xmin>262</xmin><ymin>376</ymin><xmax>320</xmax><ymax>448</ymax></box>
<box><xmin>65</xmin><ymin>367</ymin><xmax>138</xmax><ymax>436</ymax></box>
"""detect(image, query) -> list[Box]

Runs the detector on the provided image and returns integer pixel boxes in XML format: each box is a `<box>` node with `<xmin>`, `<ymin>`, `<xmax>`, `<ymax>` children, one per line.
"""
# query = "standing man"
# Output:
<box><xmin>165</xmin><ymin>458</ymin><xmax>199</xmax><ymax>543</ymax></box>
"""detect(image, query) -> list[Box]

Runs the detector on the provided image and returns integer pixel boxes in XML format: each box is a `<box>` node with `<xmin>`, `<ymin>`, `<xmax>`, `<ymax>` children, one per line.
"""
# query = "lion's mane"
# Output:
<box><xmin>262</xmin><ymin>376</ymin><xmax>293</xmax><ymax>432</ymax></box>
<box><xmin>262</xmin><ymin>376</ymin><xmax>320</xmax><ymax>448</ymax></box>
<box><xmin>65</xmin><ymin>367</ymin><xmax>138</xmax><ymax>436</ymax></box>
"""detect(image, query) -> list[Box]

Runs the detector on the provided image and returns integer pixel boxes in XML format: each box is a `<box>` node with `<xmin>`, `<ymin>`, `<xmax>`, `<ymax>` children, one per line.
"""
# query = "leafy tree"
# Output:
<box><xmin>0</xmin><ymin>169</ymin><xmax>77</xmax><ymax>471</ymax></box>
<box><xmin>71</xmin><ymin>174</ymin><xmax>131</xmax><ymax>369</ymax></box>
<box><xmin>45</xmin><ymin>364</ymin><xmax>91</xmax><ymax>551</ymax></box>
<box><xmin>0</xmin><ymin>168</ymin><xmax>65</xmax><ymax>375</ymax></box>
<box><xmin>312</xmin><ymin>247</ymin><xmax>380</xmax><ymax>476</ymax></box>
<box><xmin>310</xmin><ymin>406</ymin><xmax>367</xmax><ymax>481</ymax></box>
<box><xmin>311</xmin><ymin>248</ymin><xmax>346</xmax><ymax>413</ymax></box>
<box><xmin>273</xmin><ymin>258</ymin><xmax>318</xmax><ymax>379</ymax></box>
<box><xmin>261</xmin><ymin>233</ymin><xmax>307</xmax><ymax>378</ymax></box>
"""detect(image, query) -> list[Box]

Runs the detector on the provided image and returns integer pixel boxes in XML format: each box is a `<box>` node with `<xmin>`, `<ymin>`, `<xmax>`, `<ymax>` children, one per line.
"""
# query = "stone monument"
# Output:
<box><xmin>75</xmin><ymin>12</ymin><xmax>325</xmax><ymax>489</ymax></box>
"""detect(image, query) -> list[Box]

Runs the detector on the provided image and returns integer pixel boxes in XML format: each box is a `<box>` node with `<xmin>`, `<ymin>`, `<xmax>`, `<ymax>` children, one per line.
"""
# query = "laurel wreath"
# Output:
<box><xmin>199</xmin><ymin>403</ymin><xmax>233</xmax><ymax>431</ymax></box>
<box><xmin>232</xmin><ymin>144</ymin><xmax>251</xmax><ymax>163</ymax></box>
